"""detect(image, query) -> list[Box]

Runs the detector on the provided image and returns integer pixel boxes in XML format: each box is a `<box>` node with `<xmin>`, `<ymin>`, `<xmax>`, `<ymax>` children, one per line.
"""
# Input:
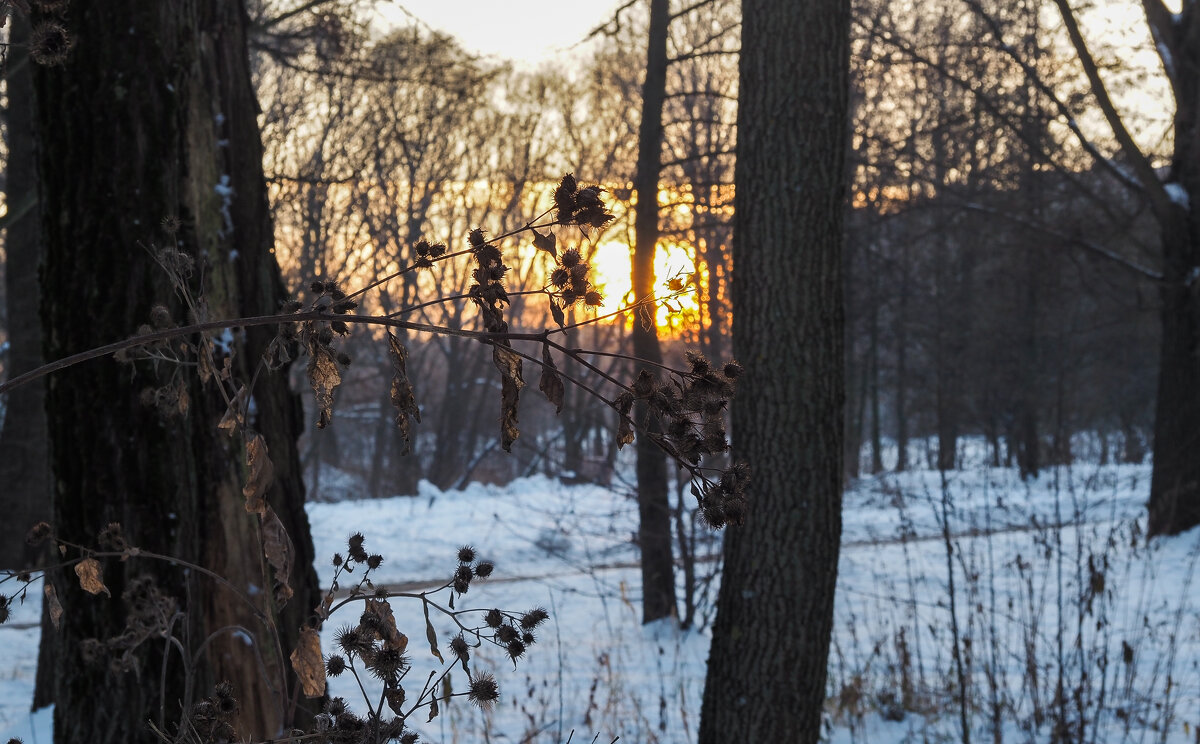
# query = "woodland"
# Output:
<box><xmin>0</xmin><ymin>0</ymin><xmax>1197</xmax><ymax>743</ymax></box>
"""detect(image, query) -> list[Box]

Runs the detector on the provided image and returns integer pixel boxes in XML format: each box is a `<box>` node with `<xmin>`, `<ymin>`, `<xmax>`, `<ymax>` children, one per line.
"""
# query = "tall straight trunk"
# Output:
<box><xmin>895</xmin><ymin>241</ymin><xmax>910</xmax><ymax>472</ymax></box>
<box><xmin>33</xmin><ymin>3</ymin><xmax>318</xmax><ymax>742</ymax></box>
<box><xmin>2</xmin><ymin>15</ymin><xmax>59</xmax><ymax>714</ymax></box>
<box><xmin>868</xmin><ymin>263</ymin><xmax>884</xmax><ymax>474</ymax></box>
<box><xmin>699</xmin><ymin>0</ymin><xmax>849</xmax><ymax>740</ymax></box>
<box><xmin>1016</xmin><ymin>242</ymin><xmax>1041</xmax><ymax>480</ymax></box>
<box><xmin>0</xmin><ymin>16</ymin><xmax>51</xmax><ymax>571</ymax></box>
<box><xmin>1148</xmin><ymin>207</ymin><xmax>1200</xmax><ymax>534</ymax></box>
<box><xmin>1147</xmin><ymin>21</ymin><xmax>1200</xmax><ymax>533</ymax></box>
<box><xmin>631</xmin><ymin>0</ymin><xmax>676</xmax><ymax>624</ymax></box>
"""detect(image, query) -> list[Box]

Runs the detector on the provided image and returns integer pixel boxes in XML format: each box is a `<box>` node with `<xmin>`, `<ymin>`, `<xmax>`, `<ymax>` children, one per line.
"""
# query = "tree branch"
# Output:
<box><xmin>1052</xmin><ymin>0</ymin><xmax>1173</xmax><ymax>217</ymax></box>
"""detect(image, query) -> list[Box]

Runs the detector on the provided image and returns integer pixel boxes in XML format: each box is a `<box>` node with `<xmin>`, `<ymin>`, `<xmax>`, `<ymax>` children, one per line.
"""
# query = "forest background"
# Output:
<box><xmin>0</xmin><ymin>0</ymin><xmax>1197</xmax><ymax>742</ymax></box>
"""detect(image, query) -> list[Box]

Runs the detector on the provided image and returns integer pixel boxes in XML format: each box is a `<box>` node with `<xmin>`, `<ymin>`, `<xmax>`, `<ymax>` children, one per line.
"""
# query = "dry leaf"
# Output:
<box><xmin>549</xmin><ymin>299</ymin><xmax>565</xmax><ymax>329</ymax></box>
<box><xmin>74</xmin><ymin>558</ymin><xmax>110</xmax><ymax>597</ymax></box>
<box><xmin>531</xmin><ymin>228</ymin><xmax>556</xmax><ymax>258</ymax></box>
<box><xmin>423</xmin><ymin>601</ymin><xmax>444</xmax><ymax>662</ymax></box>
<box><xmin>493</xmin><ymin>345</ymin><xmax>524</xmax><ymax>452</ymax></box>
<box><xmin>290</xmin><ymin>626</ymin><xmax>326</xmax><ymax>698</ymax></box>
<box><xmin>427</xmin><ymin>695</ymin><xmax>439</xmax><ymax>722</ymax></box>
<box><xmin>365</xmin><ymin>598</ymin><xmax>408</xmax><ymax>652</ymax></box>
<box><xmin>617</xmin><ymin>415</ymin><xmax>635</xmax><ymax>449</ymax></box>
<box><xmin>242</xmin><ymin>433</ymin><xmax>274</xmax><ymax>516</ymax></box>
<box><xmin>198</xmin><ymin>337</ymin><xmax>215</xmax><ymax>385</ymax></box>
<box><xmin>307</xmin><ymin>344</ymin><xmax>342</xmax><ymax>429</ymax></box>
<box><xmin>538</xmin><ymin>345</ymin><xmax>564</xmax><ymax>414</ymax></box>
<box><xmin>262</xmin><ymin>507</ymin><xmax>294</xmax><ymax>606</ymax></box>
<box><xmin>44</xmin><ymin>583</ymin><xmax>63</xmax><ymax>630</ymax></box>
<box><xmin>174</xmin><ymin>377</ymin><xmax>190</xmax><ymax>417</ymax></box>
<box><xmin>387</xmin><ymin>332</ymin><xmax>421</xmax><ymax>453</ymax></box>
<box><xmin>217</xmin><ymin>385</ymin><xmax>248</xmax><ymax>435</ymax></box>
<box><xmin>385</xmin><ymin>689</ymin><xmax>406</xmax><ymax>716</ymax></box>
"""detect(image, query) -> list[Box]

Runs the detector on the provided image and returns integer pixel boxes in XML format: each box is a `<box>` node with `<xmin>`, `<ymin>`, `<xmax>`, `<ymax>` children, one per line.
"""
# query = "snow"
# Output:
<box><xmin>1166</xmin><ymin>181</ymin><xmax>1190</xmax><ymax>209</ymax></box>
<box><xmin>3</xmin><ymin>462</ymin><xmax>1198</xmax><ymax>742</ymax></box>
<box><xmin>214</xmin><ymin>174</ymin><xmax>235</xmax><ymax>236</ymax></box>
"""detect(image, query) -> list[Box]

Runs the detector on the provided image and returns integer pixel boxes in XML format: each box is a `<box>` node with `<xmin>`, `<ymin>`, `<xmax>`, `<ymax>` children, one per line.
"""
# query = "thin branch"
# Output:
<box><xmin>1052</xmin><ymin>0</ymin><xmax>1173</xmax><ymax>216</ymax></box>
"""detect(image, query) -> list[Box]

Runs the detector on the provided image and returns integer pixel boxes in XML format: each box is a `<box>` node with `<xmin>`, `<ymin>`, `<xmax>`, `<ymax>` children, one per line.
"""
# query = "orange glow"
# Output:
<box><xmin>587</xmin><ymin>240</ymin><xmax>703</xmax><ymax>335</ymax></box>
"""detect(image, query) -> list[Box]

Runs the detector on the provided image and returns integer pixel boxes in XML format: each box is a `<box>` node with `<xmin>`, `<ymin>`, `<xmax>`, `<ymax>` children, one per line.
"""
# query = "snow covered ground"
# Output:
<box><xmin>2</xmin><ymin>461</ymin><xmax>1198</xmax><ymax>743</ymax></box>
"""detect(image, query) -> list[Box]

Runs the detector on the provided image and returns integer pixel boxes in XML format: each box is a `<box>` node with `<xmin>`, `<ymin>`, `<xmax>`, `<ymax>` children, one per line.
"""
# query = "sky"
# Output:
<box><xmin>379</xmin><ymin>0</ymin><xmax>625</xmax><ymax>66</ymax></box>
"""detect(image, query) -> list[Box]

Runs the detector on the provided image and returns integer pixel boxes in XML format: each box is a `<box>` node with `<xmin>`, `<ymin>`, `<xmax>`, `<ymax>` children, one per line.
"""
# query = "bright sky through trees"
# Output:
<box><xmin>383</xmin><ymin>1</ymin><xmax>625</xmax><ymax>64</ymax></box>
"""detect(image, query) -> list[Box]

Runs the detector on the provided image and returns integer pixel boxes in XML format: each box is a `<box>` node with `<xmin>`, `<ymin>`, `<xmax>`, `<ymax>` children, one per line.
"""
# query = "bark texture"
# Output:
<box><xmin>1148</xmin><ymin>7</ymin><xmax>1200</xmax><ymax>535</ymax></box>
<box><xmin>631</xmin><ymin>0</ymin><xmax>677</xmax><ymax>623</ymax></box>
<box><xmin>33</xmin><ymin>2</ymin><xmax>318</xmax><ymax>742</ymax></box>
<box><xmin>0</xmin><ymin>16</ymin><xmax>51</xmax><ymax>572</ymax></box>
<box><xmin>698</xmin><ymin>0</ymin><xmax>850</xmax><ymax>741</ymax></box>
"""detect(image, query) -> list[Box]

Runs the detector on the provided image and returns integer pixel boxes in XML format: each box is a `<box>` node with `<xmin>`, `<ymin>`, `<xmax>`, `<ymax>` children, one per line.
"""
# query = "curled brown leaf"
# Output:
<box><xmin>261</xmin><ymin>507</ymin><xmax>294</xmax><ymax>606</ymax></box>
<box><xmin>493</xmin><ymin>345</ymin><xmax>524</xmax><ymax>452</ymax></box>
<box><xmin>74</xmin><ymin>558</ymin><xmax>111</xmax><ymax>597</ymax></box>
<box><xmin>387</xmin><ymin>332</ymin><xmax>421</xmax><ymax>454</ymax></box>
<box><xmin>307</xmin><ymin>344</ymin><xmax>342</xmax><ymax>429</ymax></box>
<box><xmin>242</xmin><ymin>433</ymin><xmax>274</xmax><ymax>516</ymax></box>
<box><xmin>538</xmin><ymin>345</ymin><xmax>565</xmax><ymax>414</ymax></box>
<box><xmin>289</xmin><ymin>626</ymin><xmax>326</xmax><ymax>698</ymax></box>
<box><xmin>44</xmin><ymin>584</ymin><xmax>63</xmax><ymax>630</ymax></box>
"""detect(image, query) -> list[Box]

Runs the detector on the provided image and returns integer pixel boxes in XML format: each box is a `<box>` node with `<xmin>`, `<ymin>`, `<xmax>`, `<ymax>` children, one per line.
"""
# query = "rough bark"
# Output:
<box><xmin>698</xmin><ymin>0</ymin><xmax>849</xmax><ymax>740</ymax></box>
<box><xmin>0</xmin><ymin>16</ymin><xmax>51</xmax><ymax>572</ymax></box>
<box><xmin>631</xmin><ymin>0</ymin><xmax>676</xmax><ymax>624</ymax></box>
<box><xmin>33</xmin><ymin>2</ymin><xmax>319</xmax><ymax>742</ymax></box>
<box><xmin>1147</xmin><ymin>12</ymin><xmax>1200</xmax><ymax>534</ymax></box>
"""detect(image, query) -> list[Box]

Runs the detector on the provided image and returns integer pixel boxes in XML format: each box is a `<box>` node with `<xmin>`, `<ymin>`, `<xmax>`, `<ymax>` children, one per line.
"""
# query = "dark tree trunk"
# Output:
<box><xmin>631</xmin><ymin>0</ymin><xmax>676</xmax><ymax>624</ymax></box>
<box><xmin>1148</xmin><ymin>208</ymin><xmax>1200</xmax><ymax>534</ymax></box>
<box><xmin>868</xmin><ymin>263</ymin><xmax>884</xmax><ymax>474</ymax></box>
<box><xmin>33</xmin><ymin>2</ymin><xmax>319</xmax><ymax>742</ymax></box>
<box><xmin>2</xmin><ymin>16</ymin><xmax>59</xmax><ymax>715</ymax></box>
<box><xmin>895</xmin><ymin>242</ymin><xmax>910</xmax><ymax>472</ymax></box>
<box><xmin>0</xmin><ymin>16</ymin><xmax>51</xmax><ymax>572</ymax></box>
<box><xmin>698</xmin><ymin>0</ymin><xmax>849</xmax><ymax>740</ymax></box>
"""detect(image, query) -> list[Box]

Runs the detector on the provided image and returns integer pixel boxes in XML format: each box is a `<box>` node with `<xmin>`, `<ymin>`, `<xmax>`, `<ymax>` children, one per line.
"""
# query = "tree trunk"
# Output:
<box><xmin>698</xmin><ymin>0</ymin><xmax>849</xmax><ymax>740</ymax></box>
<box><xmin>0</xmin><ymin>15</ymin><xmax>51</xmax><ymax>572</ymax></box>
<box><xmin>895</xmin><ymin>242</ymin><xmax>910</xmax><ymax>472</ymax></box>
<box><xmin>868</xmin><ymin>262</ymin><xmax>884</xmax><ymax>474</ymax></box>
<box><xmin>33</xmin><ymin>3</ymin><xmax>319</xmax><ymax>742</ymax></box>
<box><xmin>1147</xmin><ymin>208</ymin><xmax>1200</xmax><ymax>534</ymax></box>
<box><xmin>631</xmin><ymin>0</ymin><xmax>676</xmax><ymax>624</ymax></box>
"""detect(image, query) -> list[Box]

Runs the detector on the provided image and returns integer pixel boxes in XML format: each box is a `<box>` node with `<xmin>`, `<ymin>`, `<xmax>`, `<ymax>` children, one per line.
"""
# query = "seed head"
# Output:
<box><xmin>450</xmin><ymin>634</ymin><xmax>470</xmax><ymax>662</ymax></box>
<box><xmin>325</xmin><ymin>655</ymin><xmax>347</xmax><ymax>677</ymax></box>
<box><xmin>467</xmin><ymin>672</ymin><xmax>500</xmax><ymax>709</ymax></box>
<box><xmin>519</xmin><ymin>608</ymin><xmax>550</xmax><ymax>630</ymax></box>
<box><xmin>474</xmin><ymin>561</ymin><xmax>494</xmax><ymax>578</ymax></box>
<box><xmin>496</xmin><ymin>624</ymin><xmax>519</xmax><ymax>644</ymax></box>
<box><xmin>506</xmin><ymin>639</ymin><xmax>526</xmax><ymax>662</ymax></box>
<box><xmin>325</xmin><ymin>697</ymin><xmax>347</xmax><ymax>716</ymax></box>
<box><xmin>30</xmin><ymin>22</ymin><xmax>72</xmax><ymax>66</ymax></box>
<box><xmin>26</xmin><ymin>522</ymin><xmax>52</xmax><ymax>546</ymax></box>
<box><xmin>366</xmin><ymin>554</ymin><xmax>383</xmax><ymax>570</ymax></box>
<box><xmin>484</xmin><ymin>608</ymin><xmax>503</xmax><ymax>628</ymax></box>
<box><xmin>457</xmin><ymin>545</ymin><xmax>476</xmax><ymax>563</ymax></box>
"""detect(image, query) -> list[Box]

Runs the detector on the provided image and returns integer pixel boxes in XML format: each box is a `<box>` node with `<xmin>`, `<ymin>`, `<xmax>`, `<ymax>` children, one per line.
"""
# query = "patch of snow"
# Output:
<box><xmin>5</xmin><ymin>464</ymin><xmax>1199</xmax><ymax>742</ymax></box>
<box><xmin>1166</xmin><ymin>181</ymin><xmax>1190</xmax><ymax>209</ymax></box>
<box><xmin>214</xmin><ymin>175</ymin><xmax>235</xmax><ymax>237</ymax></box>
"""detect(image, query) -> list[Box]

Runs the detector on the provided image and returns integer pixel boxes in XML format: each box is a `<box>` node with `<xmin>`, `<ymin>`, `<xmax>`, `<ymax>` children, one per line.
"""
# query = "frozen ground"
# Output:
<box><xmin>2</xmin><ymin>460</ymin><xmax>1198</xmax><ymax>743</ymax></box>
